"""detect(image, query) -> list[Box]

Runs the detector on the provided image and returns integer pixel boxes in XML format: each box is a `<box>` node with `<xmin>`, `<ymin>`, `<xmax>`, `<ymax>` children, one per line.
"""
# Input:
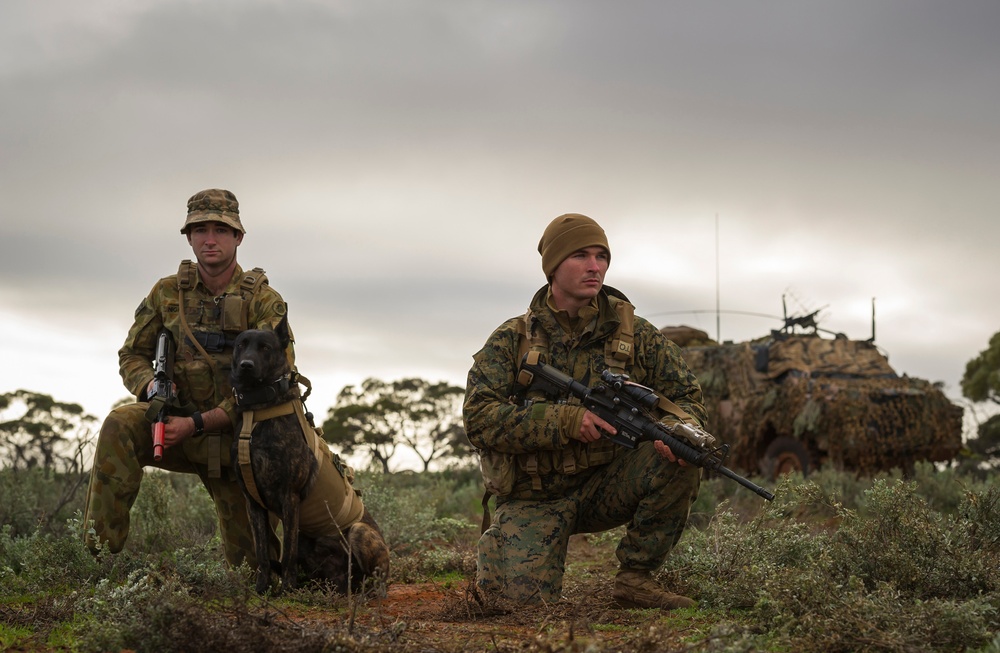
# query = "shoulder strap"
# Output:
<box><xmin>516</xmin><ymin>308</ymin><xmax>550</xmax><ymax>369</ymax></box>
<box><xmin>605</xmin><ymin>296</ymin><xmax>634</xmax><ymax>374</ymax></box>
<box><xmin>237</xmin><ymin>267</ymin><xmax>269</xmax><ymax>332</ymax></box>
<box><xmin>176</xmin><ymin>265</ymin><xmax>216</xmax><ymax>375</ymax></box>
<box><xmin>177</xmin><ymin>260</ymin><xmax>197</xmax><ymax>290</ymax></box>
<box><xmin>239</xmin><ymin>267</ymin><xmax>268</xmax><ymax>297</ymax></box>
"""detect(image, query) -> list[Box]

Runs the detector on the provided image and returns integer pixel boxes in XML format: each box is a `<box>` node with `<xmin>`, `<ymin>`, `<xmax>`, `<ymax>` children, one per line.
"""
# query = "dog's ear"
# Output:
<box><xmin>274</xmin><ymin>310</ymin><xmax>291</xmax><ymax>349</ymax></box>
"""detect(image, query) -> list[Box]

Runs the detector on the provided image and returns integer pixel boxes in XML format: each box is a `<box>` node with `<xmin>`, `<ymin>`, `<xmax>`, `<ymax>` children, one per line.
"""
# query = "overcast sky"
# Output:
<box><xmin>2</xmin><ymin>0</ymin><xmax>998</xmax><ymax>447</ymax></box>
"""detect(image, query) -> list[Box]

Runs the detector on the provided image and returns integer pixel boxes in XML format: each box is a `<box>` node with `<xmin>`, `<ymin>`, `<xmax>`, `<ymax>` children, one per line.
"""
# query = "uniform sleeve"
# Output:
<box><xmin>118</xmin><ymin>283</ymin><xmax>165</xmax><ymax>400</ymax></box>
<box><xmin>463</xmin><ymin>320</ymin><xmax>582</xmax><ymax>454</ymax></box>
<box><xmin>246</xmin><ymin>282</ymin><xmax>296</xmax><ymax>367</ymax></box>
<box><xmin>633</xmin><ymin>316</ymin><xmax>709</xmax><ymax>428</ymax></box>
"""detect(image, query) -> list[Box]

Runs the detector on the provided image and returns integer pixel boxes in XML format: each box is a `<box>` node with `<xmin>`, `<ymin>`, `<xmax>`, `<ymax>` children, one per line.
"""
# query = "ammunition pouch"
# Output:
<box><xmin>182</xmin><ymin>432</ymin><xmax>232</xmax><ymax>479</ymax></box>
<box><xmin>479</xmin><ymin>449</ymin><xmax>516</xmax><ymax>497</ymax></box>
<box><xmin>479</xmin><ymin>438</ymin><xmax>618</xmax><ymax>497</ymax></box>
<box><xmin>519</xmin><ymin>439</ymin><xmax>617</xmax><ymax>489</ymax></box>
<box><xmin>186</xmin><ymin>331</ymin><xmax>238</xmax><ymax>353</ymax></box>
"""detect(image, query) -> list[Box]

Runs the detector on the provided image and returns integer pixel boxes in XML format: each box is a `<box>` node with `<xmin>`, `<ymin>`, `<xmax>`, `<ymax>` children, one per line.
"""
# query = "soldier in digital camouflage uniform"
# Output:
<box><xmin>83</xmin><ymin>189</ymin><xmax>287</xmax><ymax>567</ymax></box>
<box><xmin>465</xmin><ymin>214</ymin><xmax>707</xmax><ymax>609</ymax></box>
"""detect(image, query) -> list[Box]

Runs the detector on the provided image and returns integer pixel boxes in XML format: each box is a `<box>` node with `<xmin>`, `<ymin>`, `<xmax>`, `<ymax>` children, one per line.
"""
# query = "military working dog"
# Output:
<box><xmin>230</xmin><ymin>318</ymin><xmax>389</xmax><ymax>596</ymax></box>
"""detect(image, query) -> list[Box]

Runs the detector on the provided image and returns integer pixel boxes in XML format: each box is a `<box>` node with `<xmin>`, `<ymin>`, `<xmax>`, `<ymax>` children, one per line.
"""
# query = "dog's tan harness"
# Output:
<box><xmin>236</xmin><ymin>375</ymin><xmax>362</xmax><ymax>529</ymax></box>
<box><xmin>237</xmin><ymin>398</ymin><xmax>320</xmax><ymax>507</ymax></box>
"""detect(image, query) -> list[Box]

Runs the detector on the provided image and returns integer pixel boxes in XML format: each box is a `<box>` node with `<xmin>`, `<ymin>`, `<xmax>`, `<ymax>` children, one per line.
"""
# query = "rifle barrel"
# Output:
<box><xmin>651</xmin><ymin>430</ymin><xmax>775</xmax><ymax>501</ymax></box>
<box><xmin>714</xmin><ymin>465</ymin><xmax>775</xmax><ymax>501</ymax></box>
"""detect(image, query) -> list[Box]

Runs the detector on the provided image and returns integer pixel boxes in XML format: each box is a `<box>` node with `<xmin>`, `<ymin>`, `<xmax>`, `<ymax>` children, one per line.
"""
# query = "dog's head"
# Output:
<box><xmin>231</xmin><ymin>314</ymin><xmax>292</xmax><ymax>389</ymax></box>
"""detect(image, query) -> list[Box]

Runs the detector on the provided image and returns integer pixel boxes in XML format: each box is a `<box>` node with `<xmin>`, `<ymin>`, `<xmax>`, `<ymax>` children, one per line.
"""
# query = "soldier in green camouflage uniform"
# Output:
<box><xmin>465</xmin><ymin>214</ymin><xmax>707</xmax><ymax>609</ymax></box>
<box><xmin>83</xmin><ymin>189</ymin><xmax>288</xmax><ymax>567</ymax></box>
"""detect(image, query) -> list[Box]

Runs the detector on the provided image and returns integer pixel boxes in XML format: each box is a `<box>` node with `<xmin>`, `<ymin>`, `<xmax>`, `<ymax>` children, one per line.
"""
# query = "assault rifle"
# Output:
<box><xmin>149</xmin><ymin>330</ymin><xmax>176</xmax><ymax>462</ymax></box>
<box><xmin>518</xmin><ymin>354</ymin><xmax>775</xmax><ymax>501</ymax></box>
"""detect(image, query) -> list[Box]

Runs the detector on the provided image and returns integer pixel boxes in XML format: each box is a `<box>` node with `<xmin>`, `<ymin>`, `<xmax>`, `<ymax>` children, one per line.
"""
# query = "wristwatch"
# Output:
<box><xmin>191</xmin><ymin>412</ymin><xmax>205</xmax><ymax>436</ymax></box>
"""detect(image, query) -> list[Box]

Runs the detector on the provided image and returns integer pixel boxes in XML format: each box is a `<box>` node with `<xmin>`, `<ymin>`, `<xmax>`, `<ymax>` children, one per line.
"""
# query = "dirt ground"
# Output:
<box><xmin>282</xmin><ymin>534</ymin><xmax>707</xmax><ymax>652</ymax></box>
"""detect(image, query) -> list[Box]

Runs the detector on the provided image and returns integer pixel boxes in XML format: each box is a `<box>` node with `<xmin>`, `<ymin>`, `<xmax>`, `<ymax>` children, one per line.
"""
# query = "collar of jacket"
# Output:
<box><xmin>528</xmin><ymin>284</ymin><xmax>631</xmax><ymax>345</ymax></box>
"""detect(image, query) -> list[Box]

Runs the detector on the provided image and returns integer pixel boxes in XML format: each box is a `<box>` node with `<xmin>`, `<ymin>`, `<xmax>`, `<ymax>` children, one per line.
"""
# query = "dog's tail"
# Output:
<box><xmin>348</xmin><ymin>508</ymin><xmax>391</xmax><ymax>595</ymax></box>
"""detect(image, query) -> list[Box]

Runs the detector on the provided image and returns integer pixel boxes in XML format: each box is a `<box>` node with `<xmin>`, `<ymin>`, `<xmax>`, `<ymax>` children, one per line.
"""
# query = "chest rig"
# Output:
<box><xmin>511</xmin><ymin>293</ymin><xmax>636</xmax><ymax>490</ymax></box>
<box><xmin>516</xmin><ymin>294</ymin><xmax>635</xmax><ymax>378</ymax></box>
<box><xmin>477</xmin><ymin>294</ymin><xmax>636</xmax><ymax>532</ymax></box>
<box><xmin>173</xmin><ymin>261</ymin><xmax>269</xmax><ymax>478</ymax></box>
<box><xmin>176</xmin><ymin>260</ymin><xmax>269</xmax><ymax>374</ymax></box>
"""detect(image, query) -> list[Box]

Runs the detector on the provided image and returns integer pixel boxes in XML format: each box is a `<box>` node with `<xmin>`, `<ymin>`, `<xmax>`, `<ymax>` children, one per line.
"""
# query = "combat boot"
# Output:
<box><xmin>612</xmin><ymin>569</ymin><xmax>696</xmax><ymax>610</ymax></box>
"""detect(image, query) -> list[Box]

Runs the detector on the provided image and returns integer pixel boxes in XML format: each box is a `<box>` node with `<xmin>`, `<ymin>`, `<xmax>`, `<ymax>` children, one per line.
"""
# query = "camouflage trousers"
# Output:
<box><xmin>82</xmin><ymin>402</ymin><xmax>276</xmax><ymax>567</ymax></box>
<box><xmin>477</xmin><ymin>441</ymin><xmax>700</xmax><ymax>605</ymax></box>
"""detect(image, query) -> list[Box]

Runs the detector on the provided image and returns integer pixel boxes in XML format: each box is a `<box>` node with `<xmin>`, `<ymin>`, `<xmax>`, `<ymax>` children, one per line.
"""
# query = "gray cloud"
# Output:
<box><xmin>2</xmin><ymin>0</ymin><xmax>998</xmax><ymax>436</ymax></box>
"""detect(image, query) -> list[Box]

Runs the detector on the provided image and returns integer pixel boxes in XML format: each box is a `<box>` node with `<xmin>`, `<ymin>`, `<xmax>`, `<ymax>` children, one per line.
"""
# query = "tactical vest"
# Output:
<box><xmin>175</xmin><ymin>259</ymin><xmax>269</xmax><ymax>376</ymax></box>
<box><xmin>515</xmin><ymin>293</ymin><xmax>635</xmax><ymax>377</ymax></box>
<box><xmin>477</xmin><ymin>294</ymin><xmax>636</xmax><ymax>507</ymax></box>
<box><xmin>175</xmin><ymin>260</ymin><xmax>270</xmax><ymax>477</ymax></box>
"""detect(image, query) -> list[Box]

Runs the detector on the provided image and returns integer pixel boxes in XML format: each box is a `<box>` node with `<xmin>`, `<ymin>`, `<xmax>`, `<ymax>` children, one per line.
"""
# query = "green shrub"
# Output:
<box><xmin>673</xmin><ymin>482</ymin><xmax>831</xmax><ymax>609</ymax></box>
<box><xmin>356</xmin><ymin>472</ymin><xmax>479</xmax><ymax>554</ymax></box>
<box><xmin>0</xmin><ymin>467</ymin><xmax>89</xmax><ymax>537</ymax></box>
<box><xmin>2</xmin><ymin>460</ymin><xmax>998</xmax><ymax>652</ymax></box>
<box><xmin>760</xmin><ymin>574</ymin><xmax>997</xmax><ymax>653</ymax></box>
<box><xmin>672</xmin><ymin>477</ymin><xmax>1000</xmax><ymax>652</ymax></box>
<box><xmin>0</xmin><ymin>515</ymin><xmax>102</xmax><ymax>594</ymax></box>
<box><xmin>126</xmin><ymin>472</ymin><xmax>220</xmax><ymax>557</ymax></box>
<box><xmin>829</xmin><ymin>479</ymin><xmax>999</xmax><ymax>601</ymax></box>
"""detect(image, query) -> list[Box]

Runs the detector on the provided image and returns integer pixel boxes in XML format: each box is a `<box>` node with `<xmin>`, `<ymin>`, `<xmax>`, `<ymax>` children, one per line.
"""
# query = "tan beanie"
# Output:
<box><xmin>537</xmin><ymin>213</ymin><xmax>611</xmax><ymax>278</ymax></box>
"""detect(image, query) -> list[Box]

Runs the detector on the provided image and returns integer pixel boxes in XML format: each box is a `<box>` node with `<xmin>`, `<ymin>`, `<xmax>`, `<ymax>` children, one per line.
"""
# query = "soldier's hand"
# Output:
<box><xmin>146</xmin><ymin>379</ymin><xmax>178</xmax><ymax>398</ymax></box>
<box><xmin>577</xmin><ymin>410</ymin><xmax>615</xmax><ymax>443</ymax></box>
<box><xmin>654</xmin><ymin>439</ymin><xmax>689</xmax><ymax>466</ymax></box>
<box><xmin>154</xmin><ymin>415</ymin><xmax>195</xmax><ymax>448</ymax></box>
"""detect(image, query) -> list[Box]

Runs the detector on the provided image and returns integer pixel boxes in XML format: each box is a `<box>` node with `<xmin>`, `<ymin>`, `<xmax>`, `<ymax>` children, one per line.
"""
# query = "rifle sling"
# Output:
<box><xmin>654</xmin><ymin>394</ymin><xmax>699</xmax><ymax>426</ymax></box>
<box><xmin>177</xmin><ymin>282</ymin><xmax>217</xmax><ymax>378</ymax></box>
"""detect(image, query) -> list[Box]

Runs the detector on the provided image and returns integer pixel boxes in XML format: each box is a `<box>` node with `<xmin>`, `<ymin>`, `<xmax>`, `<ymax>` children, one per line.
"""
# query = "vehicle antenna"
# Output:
<box><xmin>870</xmin><ymin>297</ymin><xmax>876</xmax><ymax>343</ymax></box>
<box><xmin>715</xmin><ymin>214</ymin><xmax>721</xmax><ymax>342</ymax></box>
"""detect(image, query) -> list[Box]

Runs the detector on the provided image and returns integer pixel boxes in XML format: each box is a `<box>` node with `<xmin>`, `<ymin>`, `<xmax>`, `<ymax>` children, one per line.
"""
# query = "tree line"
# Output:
<box><xmin>0</xmin><ymin>378</ymin><xmax>472</xmax><ymax>475</ymax></box>
<box><xmin>4</xmin><ymin>327</ymin><xmax>1000</xmax><ymax>475</ymax></box>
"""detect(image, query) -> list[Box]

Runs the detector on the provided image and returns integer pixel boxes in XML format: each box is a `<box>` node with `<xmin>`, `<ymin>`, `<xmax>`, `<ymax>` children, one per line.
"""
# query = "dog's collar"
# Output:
<box><xmin>233</xmin><ymin>372</ymin><xmax>296</xmax><ymax>407</ymax></box>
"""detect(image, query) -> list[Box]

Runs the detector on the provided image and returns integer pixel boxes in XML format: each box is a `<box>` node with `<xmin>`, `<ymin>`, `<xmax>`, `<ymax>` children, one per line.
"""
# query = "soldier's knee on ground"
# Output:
<box><xmin>476</xmin><ymin>518</ymin><xmax>566</xmax><ymax>605</ymax></box>
<box><xmin>83</xmin><ymin>404</ymin><xmax>155</xmax><ymax>556</ymax></box>
<box><xmin>476</xmin><ymin>523</ymin><xmax>506</xmax><ymax>600</ymax></box>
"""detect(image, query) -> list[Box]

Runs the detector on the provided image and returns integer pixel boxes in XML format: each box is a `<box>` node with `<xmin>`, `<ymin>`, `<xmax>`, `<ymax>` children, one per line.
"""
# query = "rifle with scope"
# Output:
<box><xmin>518</xmin><ymin>354</ymin><xmax>775</xmax><ymax>501</ymax></box>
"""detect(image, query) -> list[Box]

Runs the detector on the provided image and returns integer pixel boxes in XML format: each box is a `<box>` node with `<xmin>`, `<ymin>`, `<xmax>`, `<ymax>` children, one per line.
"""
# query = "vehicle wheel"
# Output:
<box><xmin>761</xmin><ymin>437</ymin><xmax>810</xmax><ymax>479</ymax></box>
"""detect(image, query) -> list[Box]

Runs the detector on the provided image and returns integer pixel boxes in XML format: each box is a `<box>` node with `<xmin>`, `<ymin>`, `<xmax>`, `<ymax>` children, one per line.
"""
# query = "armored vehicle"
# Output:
<box><xmin>661</xmin><ymin>317</ymin><xmax>963</xmax><ymax>478</ymax></box>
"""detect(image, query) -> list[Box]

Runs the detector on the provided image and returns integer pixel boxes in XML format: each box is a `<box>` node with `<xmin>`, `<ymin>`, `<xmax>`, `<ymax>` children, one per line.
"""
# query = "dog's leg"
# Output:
<box><xmin>280</xmin><ymin>496</ymin><xmax>302</xmax><ymax>592</ymax></box>
<box><xmin>248</xmin><ymin>501</ymin><xmax>273</xmax><ymax>595</ymax></box>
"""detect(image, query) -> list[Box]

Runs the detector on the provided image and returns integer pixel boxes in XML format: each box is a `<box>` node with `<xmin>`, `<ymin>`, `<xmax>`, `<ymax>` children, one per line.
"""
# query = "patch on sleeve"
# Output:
<box><xmin>134</xmin><ymin>299</ymin><xmax>148</xmax><ymax>318</ymax></box>
<box><xmin>274</xmin><ymin>302</ymin><xmax>286</xmax><ymax>316</ymax></box>
<box><xmin>530</xmin><ymin>402</ymin><xmax>548</xmax><ymax>420</ymax></box>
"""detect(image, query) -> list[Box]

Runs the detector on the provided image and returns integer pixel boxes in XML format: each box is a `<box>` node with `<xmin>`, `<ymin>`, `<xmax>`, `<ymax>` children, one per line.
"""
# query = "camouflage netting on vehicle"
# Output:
<box><xmin>764</xmin><ymin>335</ymin><xmax>896</xmax><ymax>379</ymax></box>
<box><xmin>672</xmin><ymin>330</ymin><xmax>964</xmax><ymax>476</ymax></box>
<box><xmin>660</xmin><ymin>326</ymin><xmax>718</xmax><ymax>348</ymax></box>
